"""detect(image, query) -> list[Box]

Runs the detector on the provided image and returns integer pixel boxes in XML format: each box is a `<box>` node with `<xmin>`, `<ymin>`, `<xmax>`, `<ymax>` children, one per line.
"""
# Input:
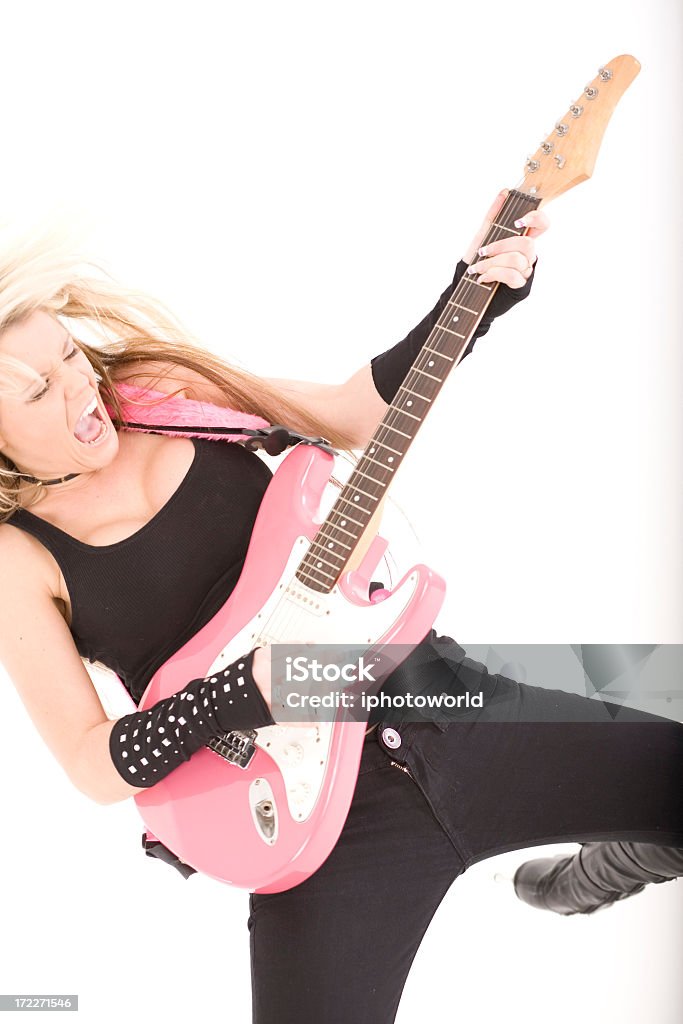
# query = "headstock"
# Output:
<box><xmin>516</xmin><ymin>55</ymin><xmax>641</xmax><ymax>202</ymax></box>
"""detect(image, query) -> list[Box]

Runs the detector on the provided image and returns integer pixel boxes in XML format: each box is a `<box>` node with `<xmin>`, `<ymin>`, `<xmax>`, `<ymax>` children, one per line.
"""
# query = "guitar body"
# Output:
<box><xmin>134</xmin><ymin>442</ymin><xmax>445</xmax><ymax>892</ymax></box>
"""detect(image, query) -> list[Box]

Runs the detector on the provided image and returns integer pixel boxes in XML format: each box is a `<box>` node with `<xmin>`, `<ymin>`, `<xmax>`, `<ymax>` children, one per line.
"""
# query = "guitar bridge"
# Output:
<box><xmin>208</xmin><ymin>729</ymin><xmax>257</xmax><ymax>769</ymax></box>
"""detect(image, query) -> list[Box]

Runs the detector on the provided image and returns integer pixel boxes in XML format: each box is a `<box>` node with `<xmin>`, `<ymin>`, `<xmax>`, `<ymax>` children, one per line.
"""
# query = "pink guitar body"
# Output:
<box><xmin>134</xmin><ymin>442</ymin><xmax>445</xmax><ymax>892</ymax></box>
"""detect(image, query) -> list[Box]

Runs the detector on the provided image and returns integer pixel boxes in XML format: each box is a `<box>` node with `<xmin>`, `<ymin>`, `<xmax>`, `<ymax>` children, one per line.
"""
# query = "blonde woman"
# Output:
<box><xmin>0</xmin><ymin>200</ymin><xmax>680</xmax><ymax>1024</ymax></box>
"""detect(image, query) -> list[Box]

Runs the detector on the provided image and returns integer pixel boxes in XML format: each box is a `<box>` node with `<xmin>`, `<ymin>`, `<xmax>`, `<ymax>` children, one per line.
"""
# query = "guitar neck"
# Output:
<box><xmin>297</xmin><ymin>188</ymin><xmax>541</xmax><ymax>594</ymax></box>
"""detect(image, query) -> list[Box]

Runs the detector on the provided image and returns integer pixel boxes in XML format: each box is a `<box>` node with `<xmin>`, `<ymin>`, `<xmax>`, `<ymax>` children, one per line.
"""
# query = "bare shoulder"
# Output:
<box><xmin>0</xmin><ymin>517</ymin><xmax>40</xmax><ymax>569</ymax></box>
<box><xmin>0</xmin><ymin>518</ymin><xmax>60</xmax><ymax>600</ymax></box>
<box><xmin>0</xmin><ymin>518</ymin><xmax>114</xmax><ymax>801</ymax></box>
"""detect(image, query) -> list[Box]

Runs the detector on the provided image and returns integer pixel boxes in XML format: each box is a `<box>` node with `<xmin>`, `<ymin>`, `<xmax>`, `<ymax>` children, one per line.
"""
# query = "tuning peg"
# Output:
<box><xmin>583</xmin><ymin>85</ymin><xmax>599</xmax><ymax>100</ymax></box>
<box><xmin>525</xmin><ymin>157</ymin><xmax>540</xmax><ymax>173</ymax></box>
<box><xmin>598</xmin><ymin>65</ymin><xmax>613</xmax><ymax>81</ymax></box>
<box><xmin>569</xmin><ymin>104</ymin><xmax>584</xmax><ymax>117</ymax></box>
<box><xmin>555</xmin><ymin>121</ymin><xmax>569</xmax><ymax>136</ymax></box>
<box><xmin>540</xmin><ymin>140</ymin><xmax>554</xmax><ymax>154</ymax></box>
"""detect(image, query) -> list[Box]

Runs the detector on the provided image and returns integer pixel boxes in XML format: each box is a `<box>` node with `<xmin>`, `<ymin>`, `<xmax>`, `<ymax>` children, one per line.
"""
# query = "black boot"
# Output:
<box><xmin>513</xmin><ymin>842</ymin><xmax>683</xmax><ymax>916</ymax></box>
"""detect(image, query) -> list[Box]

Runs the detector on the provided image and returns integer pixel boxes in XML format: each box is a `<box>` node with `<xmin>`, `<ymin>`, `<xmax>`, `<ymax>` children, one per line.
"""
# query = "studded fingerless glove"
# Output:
<box><xmin>109</xmin><ymin>648</ymin><xmax>275</xmax><ymax>788</ymax></box>
<box><xmin>370</xmin><ymin>257</ymin><xmax>538</xmax><ymax>404</ymax></box>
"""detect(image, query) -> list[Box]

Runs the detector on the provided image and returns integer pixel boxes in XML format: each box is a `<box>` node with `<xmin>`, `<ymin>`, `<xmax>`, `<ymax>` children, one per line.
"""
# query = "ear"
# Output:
<box><xmin>0</xmin><ymin>415</ymin><xmax>12</xmax><ymax>455</ymax></box>
<box><xmin>0</xmin><ymin>399</ymin><xmax>11</xmax><ymax>451</ymax></box>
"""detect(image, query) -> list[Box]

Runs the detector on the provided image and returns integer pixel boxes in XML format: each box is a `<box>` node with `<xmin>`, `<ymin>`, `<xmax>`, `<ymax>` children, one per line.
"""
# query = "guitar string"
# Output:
<box><xmin>281</xmin><ymin>191</ymin><xmax>535</xmax><ymax>628</ymax></box>
<box><xmin>300</xmin><ymin>190</ymin><xmax>534</xmax><ymax>583</ymax></box>
<box><xmin>247</xmin><ymin>196</ymin><xmax>537</xmax><ymax>710</ymax></box>
<box><xmin>262</xmin><ymin>188</ymin><xmax>532</xmax><ymax>638</ymax></box>
<box><xmin>255</xmin><ymin>192</ymin><xmax>536</xmax><ymax>659</ymax></box>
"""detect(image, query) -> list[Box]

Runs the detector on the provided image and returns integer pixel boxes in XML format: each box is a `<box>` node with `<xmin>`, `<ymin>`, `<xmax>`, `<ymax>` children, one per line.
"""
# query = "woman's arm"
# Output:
<box><xmin>114</xmin><ymin>196</ymin><xmax>549</xmax><ymax>450</ymax></box>
<box><xmin>269</xmin><ymin>198</ymin><xmax>549</xmax><ymax>445</ymax></box>
<box><xmin>263</xmin><ymin>368</ymin><xmax>387</xmax><ymax>450</ymax></box>
<box><xmin>0</xmin><ymin>527</ymin><xmax>141</xmax><ymax>804</ymax></box>
<box><xmin>0</xmin><ymin>530</ymin><xmax>275</xmax><ymax>805</ymax></box>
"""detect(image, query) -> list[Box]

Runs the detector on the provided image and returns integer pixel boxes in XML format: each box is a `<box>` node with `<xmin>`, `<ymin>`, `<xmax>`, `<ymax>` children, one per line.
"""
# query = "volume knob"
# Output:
<box><xmin>289</xmin><ymin>781</ymin><xmax>312</xmax><ymax>805</ymax></box>
<box><xmin>282</xmin><ymin>742</ymin><xmax>304</xmax><ymax>765</ymax></box>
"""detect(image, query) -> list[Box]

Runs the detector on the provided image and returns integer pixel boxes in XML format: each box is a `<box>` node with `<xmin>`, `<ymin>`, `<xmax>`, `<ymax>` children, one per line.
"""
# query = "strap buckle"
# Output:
<box><xmin>242</xmin><ymin>425</ymin><xmax>336</xmax><ymax>457</ymax></box>
<box><xmin>141</xmin><ymin>832</ymin><xmax>197</xmax><ymax>879</ymax></box>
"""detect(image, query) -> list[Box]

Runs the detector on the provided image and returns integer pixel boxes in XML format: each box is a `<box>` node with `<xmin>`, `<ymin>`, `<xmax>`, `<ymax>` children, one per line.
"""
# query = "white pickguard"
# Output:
<box><xmin>204</xmin><ymin>535</ymin><xmax>419</xmax><ymax>827</ymax></box>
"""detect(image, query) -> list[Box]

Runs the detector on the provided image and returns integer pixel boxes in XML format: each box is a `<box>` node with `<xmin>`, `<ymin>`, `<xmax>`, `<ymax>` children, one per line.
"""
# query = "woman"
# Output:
<box><xmin>0</xmin><ymin>196</ymin><xmax>680</xmax><ymax>1024</ymax></box>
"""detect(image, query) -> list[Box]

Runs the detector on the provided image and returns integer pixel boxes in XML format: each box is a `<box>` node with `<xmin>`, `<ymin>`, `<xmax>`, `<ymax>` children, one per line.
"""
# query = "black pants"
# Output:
<box><xmin>247</xmin><ymin>634</ymin><xmax>683</xmax><ymax>1024</ymax></box>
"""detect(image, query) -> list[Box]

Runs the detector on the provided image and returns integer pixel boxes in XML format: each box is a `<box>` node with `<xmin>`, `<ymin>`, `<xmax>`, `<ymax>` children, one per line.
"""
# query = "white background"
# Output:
<box><xmin>1</xmin><ymin>1</ymin><xmax>681</xmax><ymax>1022</ymax></box>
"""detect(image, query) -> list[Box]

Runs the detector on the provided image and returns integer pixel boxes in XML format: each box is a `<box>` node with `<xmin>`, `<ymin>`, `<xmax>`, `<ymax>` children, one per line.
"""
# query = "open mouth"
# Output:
<box><xmin>73</xmin><ymin>394</ymin><xmax>109</xmax><ymax>445</ymax></box>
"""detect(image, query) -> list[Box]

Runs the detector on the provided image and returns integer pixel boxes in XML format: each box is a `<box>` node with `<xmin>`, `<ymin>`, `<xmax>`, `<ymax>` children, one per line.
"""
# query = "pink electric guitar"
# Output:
<box><xmin>130</xmin><ymin>56</ymin><xmax>640</xmax><ymax>892</ymax></box>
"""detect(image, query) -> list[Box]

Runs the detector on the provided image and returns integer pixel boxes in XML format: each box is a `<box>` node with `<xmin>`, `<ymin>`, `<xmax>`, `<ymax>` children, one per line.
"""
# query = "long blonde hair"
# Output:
<box><xmin>0</xmin><ymin>226</ymin><xmax>357</xmax><ymax>521</ymax></box>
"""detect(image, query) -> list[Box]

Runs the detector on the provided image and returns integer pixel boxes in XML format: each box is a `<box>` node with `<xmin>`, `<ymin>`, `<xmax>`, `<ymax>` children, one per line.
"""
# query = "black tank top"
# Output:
<box><xmin>7</xmin><ymin>437</ymin><xmax>273</xmax><ymax>703</ymax></box>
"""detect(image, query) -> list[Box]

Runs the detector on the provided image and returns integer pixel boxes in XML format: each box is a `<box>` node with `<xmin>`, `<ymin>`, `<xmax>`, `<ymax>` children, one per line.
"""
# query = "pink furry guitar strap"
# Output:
<box><xmin>105</xmin><ymin>380</ymin><xmax>335</xmax><ymax>456</ymax></box>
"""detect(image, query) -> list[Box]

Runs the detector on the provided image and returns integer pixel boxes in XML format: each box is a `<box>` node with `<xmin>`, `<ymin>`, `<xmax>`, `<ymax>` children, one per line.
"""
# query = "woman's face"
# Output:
<box><xmin>0</xmin><ymin>309</ymin><xmax>118</xmax><ymax>480</ymax></box>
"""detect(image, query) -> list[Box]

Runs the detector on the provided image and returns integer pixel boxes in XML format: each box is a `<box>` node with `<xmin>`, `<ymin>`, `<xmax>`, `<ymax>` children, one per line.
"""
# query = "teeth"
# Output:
<box><xmin>79</xmin><ymin>395</ymin><xmax>98</xmax><ymax>420</ymax></box>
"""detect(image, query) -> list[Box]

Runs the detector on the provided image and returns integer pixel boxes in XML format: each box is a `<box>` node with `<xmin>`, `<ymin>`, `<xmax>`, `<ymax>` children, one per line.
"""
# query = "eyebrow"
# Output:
<box><xmin>36</xmin><ymin>329</ymin><xmax>73</xmax><ymax>379</ymax></box>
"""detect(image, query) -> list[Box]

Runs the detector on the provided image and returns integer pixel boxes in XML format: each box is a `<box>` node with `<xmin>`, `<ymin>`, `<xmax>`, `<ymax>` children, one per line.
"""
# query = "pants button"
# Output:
<box><xmin>381</xmin><ymin>727</ymin><xmax>402</xmax><ymax>750</ymax></box>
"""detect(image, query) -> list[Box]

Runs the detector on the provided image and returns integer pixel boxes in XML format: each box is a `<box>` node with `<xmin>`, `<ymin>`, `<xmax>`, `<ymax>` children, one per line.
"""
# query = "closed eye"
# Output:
<box><xmin>28</xmin><ymin>346</ymin><xmax>80</xmax><ymax>402</ymax></box>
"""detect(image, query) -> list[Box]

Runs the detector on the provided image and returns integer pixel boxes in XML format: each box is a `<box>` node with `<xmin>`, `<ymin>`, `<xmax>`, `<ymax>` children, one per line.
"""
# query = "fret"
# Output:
<box><xmin>312</xmin><ymin>541</ymin><xmax>346</xmax><ymax>563</ymax></box>
<box><xmin>312</xmin><ymin>535</ymin><xmax>352</xmax><ymax>552</ymax></box>
<box><xmin>362</xmin><ymin>454</ymin><xmax>397</xmax><ymax>471</ymax></box>
<box><xmin>329</xmin><ymin>508</ymin><xmax>366</xmax><ymax>528</ymax></box>
<box><xmin>435</xmin><ymin>325</ymin><xmax>467</xmax><ymax>340</ymax></box>
<box><xmin>388</xmin><ymin>404</ymin><xmax>420</xmax><ymax>422</ymax></box>
<box><xmin>336</xmin><ymin>495</ymin><xmax>374</xmax><ymax>512</ymax></box>
<box><xmin>307</xmin><ymin>553</ymin><xmax>344</xmax><ymax>573</ymax></box>
<box><xmin>294</xmin><ymin>189</ymin><xmax>541</xmax><ymax>597</ymax></box>
<box><xmin>398</xmin><ymin>385</ymin><xmax>432</xmax><ymax>401</ymax></box>
<box><xmin>344</xmin><ymin>484</ymin><xmax>380</xmax><ymax>501</ymax></box>
<box><xmin>327</xmin><ymin>519</ymin><xmax>361</xmax><ymax>537</ymax></box>
<box><xmin>297</xmin><ymin>578</ymin><xmax>331</xmax><ymax>596</ymax></box>
<box><xmin>491</xmin><ymin>221</ymin><xmax>521</xmax><ymax>234</ymax></box>
<box><xmin>381</xmin><ymin>423</ymin><xmax>412</xmax><ymax>439</ymax></box>
<box><xmin>447</xmin><ymin>300</ymin><xmax>478</xmax><ymax>315</ymax></box>
<box><xmin>368</xmin><ymin>439</ymin><xmax>402</xmax><ymax>456</ymax></box>
<box><xmin>411</xmin><ymin>367</ymin><xmax>441</xmax><ymax>383</ymax></box>
<box><xmin>296</xmin><ymin>569</ymin><xmax>335</xmax><ymax>593</ymax></box>
<box><xmin>300</xmin><ymin>562</ymin><xmax>337</xmax><ymax>582</ymax></box>
<box><xmin>353</xmin><ymin>469</ymin><xmax>388</xmax><ymax>487</ymax></box>
<box><xmin>422</xmin><ymin>346</ymin><xmax>454</xmax><ymax>362</ymax></box>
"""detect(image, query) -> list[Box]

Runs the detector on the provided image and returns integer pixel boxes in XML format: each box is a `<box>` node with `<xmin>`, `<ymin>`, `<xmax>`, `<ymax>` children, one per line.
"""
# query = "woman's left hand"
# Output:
<box><xmin>462</xmin><ymin>189</ymin><xmax>551</xmax><ymax>289</ymax></box>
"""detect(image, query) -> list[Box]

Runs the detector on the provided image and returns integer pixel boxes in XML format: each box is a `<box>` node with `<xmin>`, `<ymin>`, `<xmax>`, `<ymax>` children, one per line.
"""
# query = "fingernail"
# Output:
<box><xmin>514</xmin><ymin>218</ymin><xmax>526</xmax><ymax>228</ymax></box>
<box><xmin>478</xmin><ymin>246</ymin><xmax>487</xmax><ymax>256</ymax></box>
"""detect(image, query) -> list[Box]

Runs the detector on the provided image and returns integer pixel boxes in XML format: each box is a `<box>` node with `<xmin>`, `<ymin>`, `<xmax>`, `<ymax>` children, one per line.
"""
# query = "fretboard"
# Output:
<box><xmin>296</xmin><ymin>188</ymin><xmax>541</xmax><ymax>594</ymax></box>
